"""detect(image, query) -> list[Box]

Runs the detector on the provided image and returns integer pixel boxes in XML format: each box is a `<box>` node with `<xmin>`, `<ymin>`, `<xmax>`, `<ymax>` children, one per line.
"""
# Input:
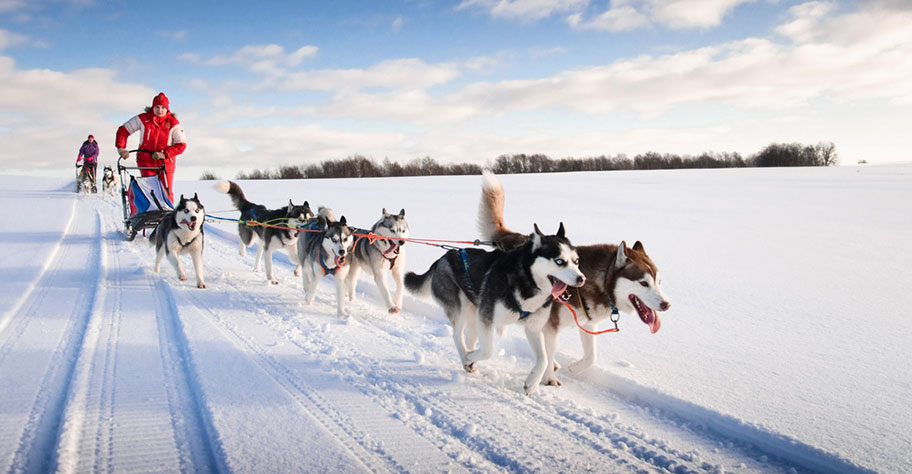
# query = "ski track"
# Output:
<box><xmin>0</xmin><ymin>193</ymin><xmax>875</xmax><ymax>473</ymax></box>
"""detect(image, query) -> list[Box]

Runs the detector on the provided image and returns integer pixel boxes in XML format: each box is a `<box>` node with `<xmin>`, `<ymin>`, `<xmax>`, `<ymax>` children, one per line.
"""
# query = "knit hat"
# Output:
<box><xmin>88</xmin><ymin>134</ymin><xmax>94</xmax><ymax>139</ymax></box>
<box><xmin>152</xmin><ymin>92</ymin><xmax>169</xmax><ymax>109</ymax></box>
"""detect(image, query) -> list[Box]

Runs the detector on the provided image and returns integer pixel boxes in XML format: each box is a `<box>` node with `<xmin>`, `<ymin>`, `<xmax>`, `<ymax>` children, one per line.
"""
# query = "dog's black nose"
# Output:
<box><xmin>660</xmin><ymin>301</ymin><xmax>671</xmax><ymax>311</ymax></box>
<box><xmin>190</xmin><ymin>216</ymin><xmax>197</xmax><ymax>222</ymax></box>
<box><xmin>577</xmin><ymin>276</ymin><xmax>586</xmax><ymax>286</ymax></box>
<box><xmin>339</xmin><ymin>249</ymin><xmax>346</xmax><ymax>256</ymax></box>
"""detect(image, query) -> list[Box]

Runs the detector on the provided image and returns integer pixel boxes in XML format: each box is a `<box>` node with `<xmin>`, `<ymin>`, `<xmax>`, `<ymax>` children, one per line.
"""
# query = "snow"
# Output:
<box><xmin>0</xmin><ymin>165</ymin><xmax>909</xmax><ymax>473</ymax></box>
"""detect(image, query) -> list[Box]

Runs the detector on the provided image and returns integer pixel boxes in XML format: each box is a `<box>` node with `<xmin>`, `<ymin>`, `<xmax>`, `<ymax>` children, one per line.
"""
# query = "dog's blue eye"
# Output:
<box><xmin>555</xmin><ymin>259</ymin><xmax>565</xmax><ymax>266</ymax></box>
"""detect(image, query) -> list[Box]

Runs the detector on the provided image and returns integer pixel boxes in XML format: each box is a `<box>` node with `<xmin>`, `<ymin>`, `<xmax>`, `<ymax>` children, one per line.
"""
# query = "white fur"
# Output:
<box><xmin>153</xmin><ymin>199</ymin><xmax>206</xmax><ymax>289</ymax></box>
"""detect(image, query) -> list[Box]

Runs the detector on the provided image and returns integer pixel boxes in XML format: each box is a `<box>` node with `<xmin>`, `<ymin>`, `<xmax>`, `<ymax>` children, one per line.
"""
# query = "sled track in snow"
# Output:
<box><xmin>0</xmin><ymin>204</ymin><xmax>102</xmax><ymax>472</ymax></box>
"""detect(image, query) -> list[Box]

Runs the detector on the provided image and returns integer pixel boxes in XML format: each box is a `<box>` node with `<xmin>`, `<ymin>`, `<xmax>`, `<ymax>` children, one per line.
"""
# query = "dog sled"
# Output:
<box><xmin>118</xmin><ymin>150</ymin><xmax>173</xmax><ymax>241</ymax></box>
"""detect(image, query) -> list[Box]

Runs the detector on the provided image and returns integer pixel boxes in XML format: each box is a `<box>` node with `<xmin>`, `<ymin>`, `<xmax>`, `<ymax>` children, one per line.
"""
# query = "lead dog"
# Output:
<box><xmin>216</xmin><ymin>180</ymin><xmax>313</xmax><ymax>284</ymax></box>
<box><xmin>477</xmin><ymin>171</ymin><xmax>671</xmax><ymax>386</ymax></box>
<box><xmin>346</xmin><ymin>208</ymin><xmax>410</xmax><ymax>314</ymax></box>
<box><xmin>406</xmin><ymin>218</ymin><xmax>585</xmax><ymax>395</ymax></box>
<box><xmin>149</xmin><ymin>193</ymin><xmax>207</xmax><ymax>289</ymax></box>
<box><xmin>298</xmin><ymin>208</ymin><xmax>355</xmax><ymax>318</ymax></box>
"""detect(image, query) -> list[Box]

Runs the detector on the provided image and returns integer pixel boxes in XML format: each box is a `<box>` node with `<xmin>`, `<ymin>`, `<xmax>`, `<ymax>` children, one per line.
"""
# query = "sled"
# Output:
<box><xmin>118</xmin><ymin>150</ymin><xmax>173</xmax><ymax>241</ymax></box>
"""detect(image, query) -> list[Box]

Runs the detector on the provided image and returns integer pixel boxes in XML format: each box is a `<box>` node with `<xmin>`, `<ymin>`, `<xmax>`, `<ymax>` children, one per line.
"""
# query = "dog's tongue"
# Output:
<box><xmin>181</xmin><ymin>219</ymin><xmax>196</xmax><ymax>231</ymax></box>
<box><xmin>643</xmin><ymin>308</ymin><xmax>661</xmax><ymax>334</ymax></box>
<box><xmin>550</xmin><ymin>279</ymin><xmax>567</xmax><ymax>299</ymax></box>
<box><xmin>335</xmin><ymin>255</ymin><xmax>345</xmax><ymax>267</ymax></box>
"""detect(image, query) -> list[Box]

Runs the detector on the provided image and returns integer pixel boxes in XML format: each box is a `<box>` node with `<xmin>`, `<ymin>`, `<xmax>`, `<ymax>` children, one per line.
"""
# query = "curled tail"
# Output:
<box><xmin>214</xmin><ymin>180</ymin><xmax>250</xmax><ymax>210</ymax></box>
<box><xmin>478</xmin><ymin>170</ymin><xmax>517</xmax><ymax>242</ymax></box>
<box><xmin>404</xmin><ymin>266</ymin><xmax>436</xmax><ymax>298</ymax></box>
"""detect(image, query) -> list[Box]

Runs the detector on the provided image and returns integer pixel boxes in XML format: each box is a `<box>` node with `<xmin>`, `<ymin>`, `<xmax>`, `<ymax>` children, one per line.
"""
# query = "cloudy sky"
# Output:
<box><xmin>1</xmin><ymin>0</ymin><xmax>910</xmax><ymax>179</ymax></box>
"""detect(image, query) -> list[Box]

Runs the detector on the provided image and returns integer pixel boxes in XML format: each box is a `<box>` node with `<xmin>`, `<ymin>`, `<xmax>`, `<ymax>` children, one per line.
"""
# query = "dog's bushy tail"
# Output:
<box><xmin>404</xmin><ymin>264</ymin><xmax>437</xmax><ymax>298</ymax></box>
<box><xmin>478</xmin><ymin>170</ymin><xmax>512</xmax><ymax>241</ymax></box>
<box><xmin>214</xmin><ymin>180</ymin><xmax>249</xmax><ymax>210</ymax></box>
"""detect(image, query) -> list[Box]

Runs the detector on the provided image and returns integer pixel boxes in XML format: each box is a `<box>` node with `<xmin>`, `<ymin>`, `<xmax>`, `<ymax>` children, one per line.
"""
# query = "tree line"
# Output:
<box><xmin>199</xmin><ymin>141</ymin><xmax>838</xmax><ymax>180</ymax></box>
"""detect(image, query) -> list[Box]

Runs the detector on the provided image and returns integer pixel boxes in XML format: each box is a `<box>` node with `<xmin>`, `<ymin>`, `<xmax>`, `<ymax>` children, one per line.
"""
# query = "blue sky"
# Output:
<box><xmin>1</xmin><ymin>0</ymin><xmax>910</xmax><ymax>178</ymax></box>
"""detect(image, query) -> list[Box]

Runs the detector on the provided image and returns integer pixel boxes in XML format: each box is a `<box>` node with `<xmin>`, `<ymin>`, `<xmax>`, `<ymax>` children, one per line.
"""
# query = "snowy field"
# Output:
<box><xmin>0</xmin><ymin>164</ymin><xmax>909</xmax><ymax>473</ymax></box>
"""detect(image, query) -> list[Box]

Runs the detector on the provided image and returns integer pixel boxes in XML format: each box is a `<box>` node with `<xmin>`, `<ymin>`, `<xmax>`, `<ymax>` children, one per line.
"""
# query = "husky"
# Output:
<box><xmin>78</xmin><ymin>165</ymin><xmax>95</xmax><ymax>194</ymax></box>
<box><xmin>149</xmin><ymin>193</ymin><xmax>207</xmax><ymax>289</ymax></box>
<box><xmin>297</xmin><ymin>207</ymin><xmax>355</xmax><ymax>317</ymax></box>
<box><xmin>215</xmin><ymin>180</ymin><xmax>313</xmax><ymax>284</ymax></box>
<box><xmin>406</xmin><ymin>219</ymin><xmax>585</xmax><ymax>395</ymax></box>
<box><xmin>345</xmin><ymin>208</ymin><xmax>409</xmax><ymax>314</ymax></box>
<box><xmin>101</xmin><ymin>165</ymin><xmax>119</xmax><ymax>198</ymax></box>
<box><xmin>477</xmin><ymin>171</ymin><xmax>671</xmax><ymax>387</ymax></box>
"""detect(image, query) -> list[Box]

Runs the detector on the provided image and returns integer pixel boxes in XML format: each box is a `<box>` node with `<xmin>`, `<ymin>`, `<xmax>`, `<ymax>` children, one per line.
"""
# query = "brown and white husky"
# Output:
<box><xmin>477</xmin><ymin>171</ymin><xmax>671</xmax><ymax>387</ymax></box>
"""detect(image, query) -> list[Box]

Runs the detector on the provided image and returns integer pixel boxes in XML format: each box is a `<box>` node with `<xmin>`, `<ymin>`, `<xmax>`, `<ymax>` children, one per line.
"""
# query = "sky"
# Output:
<box><xmin>1</xmin><ymin>0</ymin><xmax>910</xmax><ymax>179</ymax></box>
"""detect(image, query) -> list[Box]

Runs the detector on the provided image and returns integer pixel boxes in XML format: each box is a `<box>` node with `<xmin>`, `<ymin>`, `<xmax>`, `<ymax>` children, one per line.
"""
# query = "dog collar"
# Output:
<box><xmin>319</xmin><ymin>253</ymin><xmax>340</xmax><ymax>276</ymax></box>
<box><xmin>510</xmin><ymin>291</ymin><xmax>552</xmax><ymax>320</ymax></box>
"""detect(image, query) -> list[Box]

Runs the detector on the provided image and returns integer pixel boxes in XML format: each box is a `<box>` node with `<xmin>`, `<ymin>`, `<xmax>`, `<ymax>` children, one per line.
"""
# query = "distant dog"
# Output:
<box><xmin>78</xmin><ymin>165</ymin><xmax>94</xmax><ymax>195</ymax></box>
<box><xmin>216</xmin><ymin>181</ymin><xmax>313</xmax><ymax>284</ymax></box>
<box><xmin>346</xmin><ymin>208</ymin><xmax>410</xmax><ymax>314</ymax></box>
<box><xmin>477</xmin><ymin>171</ymin><xmax>671</xmax><ymax>387</ymax></box>
<box><xmin>406</xmin><ymin>214</ymin><xmax>585</xmax><ymax>395</ymax></box>
<box><xmin>297</xmin><ymin>208</ymin><xmax>355</xmax><ymax>317</ymax></box>
<box><xmin>149</xmin><ymin>193</ymin><xmax>207</xmax><ymax>289</ymax></box>
<box><xmin>101</xmin><ymin>166</ymin><xmax>119</xmax><ymax>198</ymax></box>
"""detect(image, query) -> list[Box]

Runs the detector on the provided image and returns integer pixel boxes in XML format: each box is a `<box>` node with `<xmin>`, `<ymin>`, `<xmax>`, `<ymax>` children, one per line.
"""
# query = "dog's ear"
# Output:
<box><xmin>532</xmin><ymin>223</ymin><xmax>543</xmax><ymax>250</ymax></box>
<box><xmin>382</xmin><ymin>208</ymin><xmax>389</xmax><ymax>217</ymax></box>
<box><xmin>179</xmin><ymin>194</ymin><xmax>186</xmax><ymax>202</ymax></box>
<box><xmin>398</xmin><ymin>208</ymin><xmax>405</xmax><ymax>217</ymax></box>
<box><xmin>339</xmin><ymin>215</ymin><xmax>347</xmax><ymax>226</ymax></box>
<box><xmin>288</xmin><ymin>199</ymin><xmax>294</xmax><ymax>208</ymax></box>
<box><xmin>193</xmin><ymin>192</ymin><xmax>199</xmax><ymax>201</ymax></box>
<box><xmin>616</xmin><ymin>241</ymin><xmax>628</xmax><ymax>268</ymax></box>
<box><xmin>556</xmin><ymin>222</ymin><xmax>566</xmax><ymax>239</ymax></box>
<box><xmin>632</xmin><ymin>240</ymin><xmax>644</xmax><ymax>252</ymax></box>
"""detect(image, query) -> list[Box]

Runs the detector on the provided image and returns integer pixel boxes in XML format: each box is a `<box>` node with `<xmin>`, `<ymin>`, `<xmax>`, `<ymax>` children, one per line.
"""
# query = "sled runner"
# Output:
<box><xmin>118</xmin><ymin>150</ymin><xmax>173</xmax><ymax>241</ymax></box>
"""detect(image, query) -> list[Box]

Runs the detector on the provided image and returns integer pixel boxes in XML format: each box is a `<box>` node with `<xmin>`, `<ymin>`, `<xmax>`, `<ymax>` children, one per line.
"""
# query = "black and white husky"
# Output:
<box><xmin>149</xmin><ymin>193</ymin><xmax>207</xmax><ymax>289</ymax></box>
<box><xmin>346</xmin><ymin>208</ymin><xmax>409</xmax><ymax>314</ymax></box>
<box><xmin>406</xmin><ymin>219</ymin><xmax>585</xmax><ymax>395</ymax></box>
<box><xmin>101</xmin><ymin>166</ymin><xmax>119</xmax><ymax>198</ymax></box>
<box><xmin>215</xmin><ymin>180</ymin><xmax>313</xmax><ymax>284</ymax></box>
<box><xmin>477</xmin><ymin>171</ymin><xmax>671</xmax><ymax>387</ymax></box>
<box><xmin>297</xmin><ymin>208</ymin><xmax>355</xmax><ymax>317</ymax></box>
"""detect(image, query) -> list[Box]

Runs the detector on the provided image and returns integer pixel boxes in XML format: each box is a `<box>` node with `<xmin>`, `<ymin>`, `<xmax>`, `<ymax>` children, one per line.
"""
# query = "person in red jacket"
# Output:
<box><xmin>115</xmin><ymin>92</ymin><xmax>186</xmax><ymax>203</ymax></box>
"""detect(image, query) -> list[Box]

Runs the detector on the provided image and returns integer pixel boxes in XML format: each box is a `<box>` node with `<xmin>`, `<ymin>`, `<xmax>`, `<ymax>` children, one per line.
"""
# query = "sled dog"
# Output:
<box><xmin>149</xmin><ymin>193</ymin><xmax>207</xmax><ymax>289</ymax></box>
<box><xmin>101</xmin><ymin>165</ymin><xmax>119</xmax><ymax>198</ymax></box>
<box><xmin>406</xmin><ymin>218</ymin><xmax>585</xmax><ymax>395</ymax></box>
<box><xmin>216</xmin><ymin>180</ymin><xmax>313</xmax><ymax>284</ymax></box>
<box><xmin>346</xmin><ymin>208</ymin><xmax>410</xmax><ymax>314</ymax></box>
<box><xmin>297</xmin><ymin>207</ymin><xmax>355</xmax><ymax>317</ymax></box>
<box><xmin>477</xmin><ymin>171</ymin><xmax>671</xmax><ymax>387</ymax></box>
<box><xmin>79</xmin><ymin>166</ymin><xmax>94</xmax><ymax>195</ymax></box>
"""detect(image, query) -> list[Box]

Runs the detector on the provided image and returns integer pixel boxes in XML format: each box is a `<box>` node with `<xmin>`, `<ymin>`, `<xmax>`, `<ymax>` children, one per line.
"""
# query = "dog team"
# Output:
<box><xmin>145</xmin><ymin>171</ymin><xmax>670</xmax><ymax>395</ymax></box>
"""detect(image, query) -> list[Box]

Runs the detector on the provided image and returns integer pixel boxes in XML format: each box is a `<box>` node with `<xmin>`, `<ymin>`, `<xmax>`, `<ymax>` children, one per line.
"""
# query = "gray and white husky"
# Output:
<box><xmin>297</xmin><ymin>208</ymin><xmax>355</xmax><ymax>317</ymax></box>
<box><xmin>477</xmin><ymin>171</ymin><xmax>671</xmax><ymax>387</ymax></box>
<box><xmin>101</xmin><ymin>165</ymin><xmax>118</xmax><ymax>198</ymax></box>
<box><xmin>406</xmin><ymin>219</ymin><xmax>585</xmax><ymax>395</ymax></box>
<box><xmin>215</xmin><ymin>180</ymin><xmax>313</xmax><ymax>284</ymax></box>
<box><xmin>346</xmin><ymin>208</ymin><xmax>409</xmax><ymax>314</ymax></box>
<box><xmin>149</xmin><ymin>193</ymin><xmax>207</xmax><ymax>289</ymax></box>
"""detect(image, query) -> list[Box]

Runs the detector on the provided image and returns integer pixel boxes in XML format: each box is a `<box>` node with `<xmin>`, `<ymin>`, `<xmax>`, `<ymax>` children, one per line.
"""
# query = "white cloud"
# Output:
<box><xmin>392</xmin><ymin>15</ymin><xmax>406</xmax><ymax>31</ymax></box>
<box><xmin>0</xmin><ymin>28</ymin><xmax>28</xmax><ymax>50</ymax></box>
<box><xmin>183</xmin><ymin>44</ymin><xmax>319</xmax><ymax>75</ymax></box>
<box><xmin>277</xmin><ymin>58</ymin><xmax>464</xmax><ymax>92</ymax></box>
<box><xmin>457</xmin><ymin>0</ymin><xmax>589</xmax><ymax>22</ymax></box>
<box><xmin>566</xmin><ymin>5</ymin><xmax>650</xmax><ymax>32</ymax></box>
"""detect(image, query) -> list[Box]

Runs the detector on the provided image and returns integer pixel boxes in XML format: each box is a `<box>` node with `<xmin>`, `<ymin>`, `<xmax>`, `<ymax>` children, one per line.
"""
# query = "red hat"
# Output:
<box><xmin>88</xmin><ymin>134</ymin><xmax>94</xmax><ymax>139</ymax></box>
<box><xmin>152</xmin><ymin>92</ymin><xmax>169</xmax><ymax>109</ymax></box>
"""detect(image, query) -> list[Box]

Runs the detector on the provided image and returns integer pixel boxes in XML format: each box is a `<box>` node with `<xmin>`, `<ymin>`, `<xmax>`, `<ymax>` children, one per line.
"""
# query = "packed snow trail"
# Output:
<box><xmin>0</xmin><ymin>182</ymin><xmax>880</xmax><ymax>473</ymax></box>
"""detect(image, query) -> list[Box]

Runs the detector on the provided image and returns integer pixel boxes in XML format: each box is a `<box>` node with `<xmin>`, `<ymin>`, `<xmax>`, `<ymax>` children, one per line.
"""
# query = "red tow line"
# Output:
<box><xmin>557</xmin><ymin>297</ymin><xmax>619</xmax><ymax>336</ymax></box>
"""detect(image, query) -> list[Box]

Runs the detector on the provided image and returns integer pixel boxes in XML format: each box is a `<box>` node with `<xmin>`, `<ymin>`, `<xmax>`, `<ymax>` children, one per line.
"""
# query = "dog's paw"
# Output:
<box><xmin>543</xmin><ymin>376</ymin><xmax>563</xmax><ymax>387</ymax></box>
<box><xmin>197</xmin><ymin>282</ymin><xmax>208</xmax><ymax>289</ymax></box>
<box><xmin>568</xmin><ymin>359</ymin><xmax>594</xmax><ymax>374</ymax></box>
<box><xmin>553</xmin><ymin>360</ymin><xmax>562</xmax><ymax>372</ymax></box>
<box><xmin>524</xmin><ymin>383</ymin><xmax>540</xmax><ymax>396</ymax></box>
<box><xmin>270</xmin><ymin>279</ymin><xmax>280</xmax><ymax>285</ymax></box>
<box><xmin>388</xmin><ymin>306</ymin><xmax>401</xmax><ymax>314</ymax></box>
<box><xmin>294</xmin><ymin>268</ymin><xmax>301</xmax><ymax>277</ymax></box>
<box><xmin>463</xmin><ymin>362</ymin><xmax>477</xmax><ymax>373</ymax></box>
<box><xmin>179</xmin><ymin>274</ymin><xmax>187</xmax><ymax>281</ymax></box>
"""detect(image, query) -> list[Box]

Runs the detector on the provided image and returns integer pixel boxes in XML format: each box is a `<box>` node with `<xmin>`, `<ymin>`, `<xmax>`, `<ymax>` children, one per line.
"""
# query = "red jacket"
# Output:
<box><xmin>115</xmin><ymin>111</ymin><xmax>186</xmax><ymax>173</ymax></box>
